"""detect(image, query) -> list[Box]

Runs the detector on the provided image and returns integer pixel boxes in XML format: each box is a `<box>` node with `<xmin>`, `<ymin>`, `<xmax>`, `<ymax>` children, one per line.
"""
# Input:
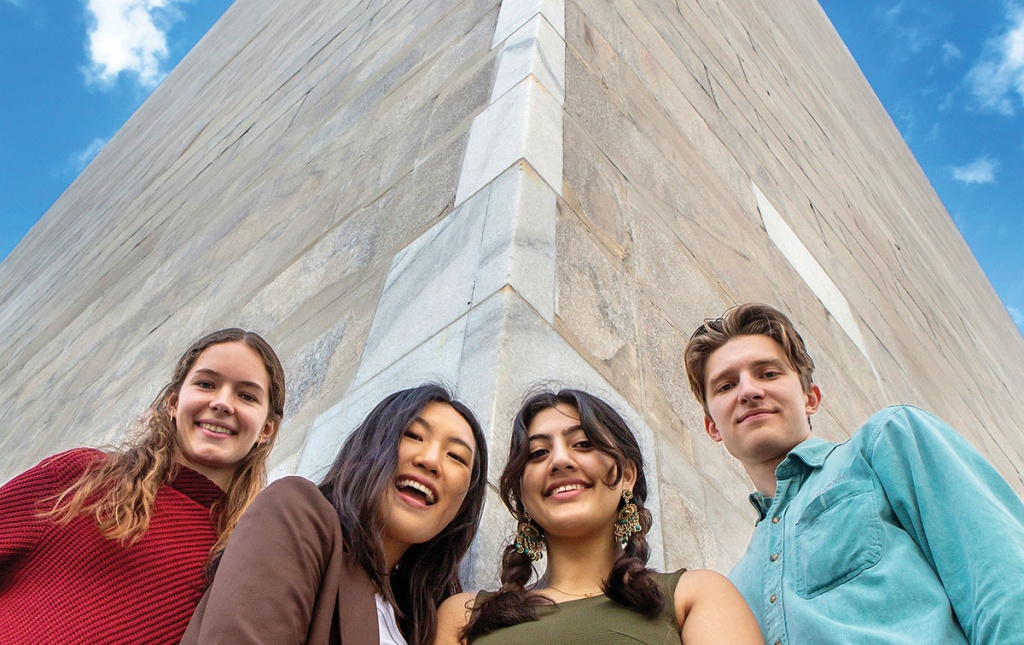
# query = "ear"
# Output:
<box><xmin>258</xmin><ymin>418</ymin><xmax>279</xmax><ymax>444</ymax></box>
<box><xmin>621</xmin><ymin>460</ymin><xmax>638</xmax><ymax>491</ymax></box>
<box><xmin>805</xmin><ymin>384</ymin><xmax>822</xmax><ymax>417</ymax></box>
<box><xmin>166</xmin><ymin>392</ymin><xmax>179</xmax><ymax>419</ymax></box>
<box><xmin>704</xmin><ymin>416</ymin><xmax>723</xmax><ymax>443</ymax></box>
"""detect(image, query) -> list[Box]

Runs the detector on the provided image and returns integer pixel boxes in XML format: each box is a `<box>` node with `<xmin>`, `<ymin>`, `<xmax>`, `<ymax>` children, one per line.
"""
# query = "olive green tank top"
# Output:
<box><xmin>471</xmin><ymin>569</ymin><xmax>686</xmax><ymax>645</ymax></box>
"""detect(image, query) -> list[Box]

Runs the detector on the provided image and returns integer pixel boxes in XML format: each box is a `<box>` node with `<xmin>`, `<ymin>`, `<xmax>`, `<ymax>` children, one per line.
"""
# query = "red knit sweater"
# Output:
<box><xmin>0</xmin><ymin>448</ymin><xmax>224</xmax><ymax>644</ymax></box>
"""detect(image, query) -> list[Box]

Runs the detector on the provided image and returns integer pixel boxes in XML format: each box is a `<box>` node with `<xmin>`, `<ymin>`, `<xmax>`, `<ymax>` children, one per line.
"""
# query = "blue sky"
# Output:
<box><xmin>1</xmin><ymin>1</ymin><xmax>1021</xmax><ymax>335</ymax></box>
<box><xmin>821</xmin><ymin>0</ymin><xmax>1024</xmax><ymax>335</ymax></box>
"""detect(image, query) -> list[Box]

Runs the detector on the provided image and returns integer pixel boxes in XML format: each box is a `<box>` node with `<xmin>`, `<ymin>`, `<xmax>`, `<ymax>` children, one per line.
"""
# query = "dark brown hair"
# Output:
<box><xmin>684</xmin><ymin>303</ymin><xmax>815</xmax><ymax>415</ymax></box>
<box><xmin>463</xmin><ymin>388</ymin><xmax>661</xmax><ymax>642</ymax></box>
<box><xmin>47</xmin><ymin>328</ymin><xmax>286</xmax><ymax>561</ymax></box>
<box><xmin>317</xmin><ymin>384</ymin><xmax>488</xmax><ymax>645</ymax></box>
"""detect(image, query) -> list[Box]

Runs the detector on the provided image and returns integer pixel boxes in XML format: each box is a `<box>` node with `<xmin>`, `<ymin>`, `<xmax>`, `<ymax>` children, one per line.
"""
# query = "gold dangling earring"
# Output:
<box><xmin>614</xmin><ymin>490</ymin><xmax>641</xmax><ymax>545</ymax></box>
<box><xmin>515</xmin><ymin>513</ymin><xmax>545</xmax><ymax>561</ymax></box>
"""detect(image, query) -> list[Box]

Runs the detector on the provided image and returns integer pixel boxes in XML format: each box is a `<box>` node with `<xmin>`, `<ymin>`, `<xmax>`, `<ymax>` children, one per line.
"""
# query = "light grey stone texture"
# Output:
<box><xmin>457</xmin><ymin>76</ymin><xmax>564</xmax><ymax>205</ymax></box>
<box><xmin>2</xmin><ymin>0</ymin><xmax>1023</xmax><ymax>600</ymax></box>
<box><xmin>492</xmin><ymin>14</ymin><xmax>566</xmax><ymax>104</ymax></box>
<box><xmin>560</xmin><ymin>0</ymin><xmax>1024</xmax><ymax>506</ymax></box>
<box><xmin>0</xmin><ymin>0</ymin><xmax>503</xmax><ymax>479</ymax></box>
<box><xmin>355</xmin><ymin>162</ymin><xmax>557</xmax><ymax>384</ymax></box>
<box><xmin>493</xmin><ymin>0</ymin><xmax>566</xmax><ymax>46</ymax></box>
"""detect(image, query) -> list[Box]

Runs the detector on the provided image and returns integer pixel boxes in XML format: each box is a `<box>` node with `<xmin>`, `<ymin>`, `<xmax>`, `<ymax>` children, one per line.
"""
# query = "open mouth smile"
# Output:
<box><xmin>544</xmin><ymin>481</ymin><xmax>590</xmax><ymax>497</ymax></box>
<box><xmin>396</xmin><ymin>477</ymin><xmax>437</xmax><ymax>505</ymax></box>
<box><xmin>198</xmin><ymin>422</ymin><xmax>236</xmax><ymax>436</ymax></box>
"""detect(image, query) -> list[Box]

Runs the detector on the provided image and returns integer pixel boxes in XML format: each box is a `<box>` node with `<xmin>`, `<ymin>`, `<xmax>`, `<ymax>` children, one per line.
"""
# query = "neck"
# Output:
<box><xmin>541</xmin><ymin>532</ymin><xmax>620</xmax><ymax>595</ymax></box>
<box><xmin>747</xmin><ymin>459</ymin><xmax>782</xmax><ymax>498</ymax></box>
<box><xmin>383</xmin><ymin>537</ymin><xmax>408</xmax><ymax>571</ymax></box>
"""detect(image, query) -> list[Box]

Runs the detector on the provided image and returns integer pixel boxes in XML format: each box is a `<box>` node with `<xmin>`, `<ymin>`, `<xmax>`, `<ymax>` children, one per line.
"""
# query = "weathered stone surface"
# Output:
<box><xmin>2</xmin><ymin>0</ymin><xmax>1022</xmax><ymax>596</ymax></box>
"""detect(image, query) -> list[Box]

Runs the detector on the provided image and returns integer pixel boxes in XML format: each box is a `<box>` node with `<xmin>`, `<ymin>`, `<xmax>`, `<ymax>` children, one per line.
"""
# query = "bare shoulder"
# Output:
<box><xmin>673</xmin><ymin>569</ymin><xmax>762</xmax><ymax>643</ymax></box>
<box><xmin>673</xmin><ymin>569</ymin><xmax>739</xmax><ymax>614</ymax></box>
<box><xmin>435</xmin><ymin>591</ymin><xmax>478</xmax><ymax>645</ymax></box>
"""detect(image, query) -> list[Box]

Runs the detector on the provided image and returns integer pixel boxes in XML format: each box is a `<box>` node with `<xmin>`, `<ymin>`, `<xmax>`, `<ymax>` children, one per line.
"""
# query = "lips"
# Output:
<box><xmin>197</xmin><ymin>421</ymin><xmax>237</xmax><ymax>436</ymax></box>
<box><xmin>396</xmin><ymin>476</ymin><xmax>438</xmax><ymax>505</ymax></box>
<box><xmin>738</xmin><ymin>408</ymin><xmax>774</xmax><ymax>423</ymax></box>
<box><xmin>544</xmin><ymin>479</ymin><xmax>590</xmax><ymax>497</ymax></box>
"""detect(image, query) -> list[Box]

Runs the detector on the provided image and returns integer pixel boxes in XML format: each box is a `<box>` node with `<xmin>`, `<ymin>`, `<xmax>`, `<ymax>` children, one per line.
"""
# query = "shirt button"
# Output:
<box><xmin>770</xmin><ymin>594</ymin><xmax>777</xmax><ymax>603</ymax></box>
<box><xmin>774</xmin><ymin>641</ymin><xmax>782</xmax><ymax>645</ymax></box>
<box><xmin>772</xmin><ymin>516</ymin><xmax>781</xmax><ymax>524</ymax></box>
<box><xmin>770</xmin><ymin>553</ymin><xmax>779</xmax><ymax>562</ymax></box>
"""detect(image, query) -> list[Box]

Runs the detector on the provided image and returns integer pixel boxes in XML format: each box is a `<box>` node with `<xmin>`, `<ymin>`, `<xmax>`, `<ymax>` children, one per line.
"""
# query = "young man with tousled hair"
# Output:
<box><xmin>684</xmin><ymin>302</ymin><xmax>1024</xmax><ymax>645</ymax></box>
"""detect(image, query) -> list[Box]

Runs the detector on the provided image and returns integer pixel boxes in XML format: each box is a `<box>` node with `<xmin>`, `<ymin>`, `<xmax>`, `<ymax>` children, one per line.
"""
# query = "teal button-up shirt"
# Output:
<box><xmin>730</xmin><ymin>406</ymin><xmax>1024</xmax><ymax>645</ymax></box>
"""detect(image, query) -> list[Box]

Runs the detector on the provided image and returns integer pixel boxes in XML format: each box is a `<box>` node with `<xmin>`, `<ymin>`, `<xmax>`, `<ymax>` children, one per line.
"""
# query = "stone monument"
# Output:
<box><xmin>2</xmin><ymin>0</ymin><xmax>1022</xmax><ymax>586</ymax></box>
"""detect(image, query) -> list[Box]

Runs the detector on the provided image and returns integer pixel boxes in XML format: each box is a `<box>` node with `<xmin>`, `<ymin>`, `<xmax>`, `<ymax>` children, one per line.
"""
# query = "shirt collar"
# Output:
<box><xmin>746</xmin><ymin>437</ymin><xmax>839</xmax><ymax>523</ymax></box>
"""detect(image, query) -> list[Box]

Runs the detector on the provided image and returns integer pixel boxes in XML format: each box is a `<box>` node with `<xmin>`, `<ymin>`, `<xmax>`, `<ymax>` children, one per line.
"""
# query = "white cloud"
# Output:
<box><xmin>71</xmin><ymin>137</ymin><xmax>108</xmax><ymax>172</ymax></box>
<box><xmin>966</xmin><ymin>7</ymin><xmax>1024</xmax><ymax>114</ymax></box>
<box><xmin>883</xmin><ymin>2</ymin><xmax>905</xmax><ymax>24</ymax></box>
<box><xmin>941</xmin><ymin>41</ymin><xmax>963</xmax><ymax>63</ymax></box>
<box><xmin>951</xmin><ymin>156</ymin><xmax>999</xmax><ymax>184</ymax></box>
<box><xmin>83</xmin><ymin>0</ymin><xmax>188</xmax><ymax>88</ymax></box>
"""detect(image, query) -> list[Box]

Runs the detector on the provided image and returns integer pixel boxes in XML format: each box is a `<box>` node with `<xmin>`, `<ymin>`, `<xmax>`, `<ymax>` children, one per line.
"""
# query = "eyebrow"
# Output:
<box><xmin>527</xmin><ymin>424</ymin><xmax>585</xmax><ymax>443</ymax></box>
<box><xmin>192</xmin><ymin>368</ymin><xmax>267</xmax><ymax>394</ymax></box>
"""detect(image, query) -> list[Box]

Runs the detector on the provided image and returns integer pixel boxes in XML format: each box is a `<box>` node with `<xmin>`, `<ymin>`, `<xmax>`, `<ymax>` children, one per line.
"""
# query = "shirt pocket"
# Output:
<box><xmin>794</xmin><ymin>479</ymin><xmax>883</xmax><ymax>599</ymax></box>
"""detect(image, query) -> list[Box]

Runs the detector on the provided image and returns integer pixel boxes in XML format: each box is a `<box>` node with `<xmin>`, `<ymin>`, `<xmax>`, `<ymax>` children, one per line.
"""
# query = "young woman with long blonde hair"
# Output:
<box><xmin>0</xmin><ymin>328</ymin><xmax>286</xmax><ymax>643</ymax></box>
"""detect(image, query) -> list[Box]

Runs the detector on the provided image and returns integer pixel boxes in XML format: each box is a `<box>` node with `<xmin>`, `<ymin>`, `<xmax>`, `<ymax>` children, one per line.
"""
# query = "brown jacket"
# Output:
<box><xmin>180</xmin><ymin>477</ymin><xmax>378</xmax><ymax>645</ymax></box>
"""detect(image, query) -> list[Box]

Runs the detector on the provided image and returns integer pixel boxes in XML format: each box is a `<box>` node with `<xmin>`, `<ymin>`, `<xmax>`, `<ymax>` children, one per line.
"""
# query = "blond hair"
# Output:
<box><xmin>44</xmin><ymin>328</ymin><xmax>286</xmax><ymax>561</ymax></box>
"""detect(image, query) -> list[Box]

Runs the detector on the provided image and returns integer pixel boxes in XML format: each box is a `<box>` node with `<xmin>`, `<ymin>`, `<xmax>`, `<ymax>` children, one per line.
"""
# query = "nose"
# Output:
<box><xmin>736</xmin><ymin>374</ymin><xmax>764</xmax><ymax>403</ymax></box>
<box><xmin>548</xmin><ymin>440</ymin><xmax>577</xmax><ymax>474</ymax></box>
<box><xmin>210</xmin><ymin>387</ymin><xmax>236</xmax><ymax>415</ymax></box>
<box><xmin>412</xmin><ymin>439</ymin><xmax>441</xmax><ymax>475</ymax></box>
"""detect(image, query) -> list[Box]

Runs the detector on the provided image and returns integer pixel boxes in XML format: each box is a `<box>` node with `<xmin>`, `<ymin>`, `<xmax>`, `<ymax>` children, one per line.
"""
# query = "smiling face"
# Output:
<box><xmin>703</xmin><ymin>334</ymin><xmax>821</xmax><ymax>483</ymax></box>
<box><xmin>380</xmin><ymin>401</ymin><xmax>477</xmax><ymax>568</ymax></box>
<box><xmin>520</xmin><ymin>403</ymin><xmax>636</xmax><ymax>541</ymax></box>
<box><xmin>169</xmin><ymin>341</ymin><xmax>277</xmax><ymax>489</ymax></box>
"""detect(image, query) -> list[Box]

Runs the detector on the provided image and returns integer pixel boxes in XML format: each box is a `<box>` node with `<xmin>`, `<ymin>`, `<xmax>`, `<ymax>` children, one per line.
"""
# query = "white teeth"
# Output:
<box><xmin>550</xmin><ymin>483</ymin><xmax>586</xmax><ymax>495</ymax></box>
<box><xmin>397</xmin><ymin>478</ymin><xmax>436</xmax><ymax>504</ymax></box>
<box><xmin>198</xmin><ymin>422</ymin><xmax>234</xmax><ymax>436</ymax></box>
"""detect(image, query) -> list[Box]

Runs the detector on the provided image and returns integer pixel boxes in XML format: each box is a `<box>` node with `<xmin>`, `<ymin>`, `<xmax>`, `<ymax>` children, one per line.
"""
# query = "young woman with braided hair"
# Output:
<box><xmin>435</xmin><ymin>388</ymin><xmax>760</xmax><ymax>644</ymax></box>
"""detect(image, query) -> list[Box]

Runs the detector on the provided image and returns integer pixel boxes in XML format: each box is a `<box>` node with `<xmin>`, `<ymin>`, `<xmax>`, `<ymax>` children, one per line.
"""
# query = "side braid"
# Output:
<box><xmin>461</xmin><ymin>537</ymin><xmax>554</xmax><ymax>642</ymax></box>
<box><xmin>604</xmin><ymin>494</ymin><xmax>663</xmax><ymax>616</ymax></box>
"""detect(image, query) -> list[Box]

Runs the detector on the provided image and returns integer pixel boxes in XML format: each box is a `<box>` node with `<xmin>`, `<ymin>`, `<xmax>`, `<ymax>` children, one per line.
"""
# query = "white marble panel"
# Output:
<box><xmin>354</xmin><ymin>161</ymin><xmax>557</xmax><ymax>386</ymax></box>
<box><xmin>754</xmin><ymin>182</ymin><xmax>875</xmax><ymax>373</ymax></box>
<box><xmin>492</xmin><ymin>14</ymin><xmax>566</xmax><ymax>104</ymax></box>
<box><xmin>353</xmin><ymin>192</ymin><xmax>490</xmax><ymax>384</ymax></box>
<box><xmin>298</xmin><ymin>316</ymin><xmax>470</xmax><ymax>479</ymax></box>
<box><xmin>456</xmin><ymin>76</ymin><xmax>564</xmax><ymax>205</ymax></box>
<box><xmin>473</xmin><ymin>163</ymin><xmax>557</xmax><ymax>323</ymax></box>
<box><xmin>493</xmin><ymin>0</ymin><xmax>565</xmax><ymax>46</ymax></box>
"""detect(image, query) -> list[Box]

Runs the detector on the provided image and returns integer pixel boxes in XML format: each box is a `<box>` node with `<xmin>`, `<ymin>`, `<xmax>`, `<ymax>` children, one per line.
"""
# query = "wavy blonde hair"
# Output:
<box><xmin>44</xmin><ymin>328</ymin><xmax>286</xmax><ymax>561</ymax></box>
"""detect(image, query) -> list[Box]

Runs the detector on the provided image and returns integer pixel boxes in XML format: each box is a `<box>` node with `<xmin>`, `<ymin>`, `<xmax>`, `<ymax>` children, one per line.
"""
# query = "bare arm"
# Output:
<box><xmin>675</xmin><ymin>569</ymin><xmax>763</xmax><ymax>644</ymax></box>
<box><xmin>434</xmin><ymin>591</ymin><xmax>477</xmax><ymax>645</ymax></box>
